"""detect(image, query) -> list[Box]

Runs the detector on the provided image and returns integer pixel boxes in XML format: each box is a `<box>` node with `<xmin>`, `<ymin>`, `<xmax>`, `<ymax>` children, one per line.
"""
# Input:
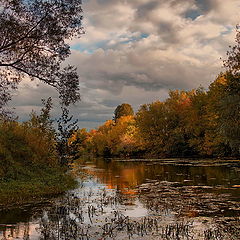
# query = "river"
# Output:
<box><xmin>1</xmin><ymin>158</ymin><xmax>240</xmax><ymax>239</ymax></box>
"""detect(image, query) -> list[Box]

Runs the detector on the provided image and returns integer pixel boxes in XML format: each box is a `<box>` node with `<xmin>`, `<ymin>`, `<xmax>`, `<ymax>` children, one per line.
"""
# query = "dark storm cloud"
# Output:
<box><xmin>135</xmin><ymin>1</ymin><xmax>159</xmax><ymax>16</ymax></box>
<box><xmin>157</xmin><ymin>21</ymin><xmax>180</xmax><ymax>43</ymax></box>
<box><xmin>195</xmin><ymin>0</ymin><xmax>219</xmax><ymax>13</ymax></box>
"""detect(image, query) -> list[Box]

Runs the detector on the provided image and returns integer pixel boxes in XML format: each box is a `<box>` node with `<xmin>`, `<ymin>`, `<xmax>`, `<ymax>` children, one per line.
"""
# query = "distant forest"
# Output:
<box><xmin>70</xmin><ymin>73</ymin><xmax>240</xmax><ymax>158</ymax></box>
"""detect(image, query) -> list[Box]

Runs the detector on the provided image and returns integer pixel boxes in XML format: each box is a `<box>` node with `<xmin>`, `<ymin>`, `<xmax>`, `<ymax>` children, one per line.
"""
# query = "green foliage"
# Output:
<box><xmin>0</xmin><ymin>99</ymin><xmax>77</xmax><ymax>206</ymax></box>
<box><xmin>114</xmin><ymin>103</ymin><xmax>134</xmax><ymax>122</ymax></box>
<box><xmin>0</xmin><ymin>167</ymin><xmax>76</xmax><ymax>206</ymax></box>
<box><xmin>0</xmin><ymin>119</ymin><xmax>58</xmax><ymax>180</ymax></box>
<box><xmin>0</xmin><ymin>117</ymin><xmax>78</xmax><ymax>206</ymax></box>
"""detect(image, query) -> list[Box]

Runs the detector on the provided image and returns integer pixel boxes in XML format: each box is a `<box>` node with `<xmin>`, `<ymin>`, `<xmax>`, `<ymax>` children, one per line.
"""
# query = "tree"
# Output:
<box><xmin>223</xmin><ymin>25</ymin><xmax>240</xmax><ymax>75</ymax></box>
<box><xmin>114</xmin><ymin>103</ymin><xmax>134</xmax><ymax>122</ymax></box>
<box><xmin>0</xmin><ymin>77</ymin><xmax>15</xmax><ymax>118</ymax></box>
<box><xmin>135</xmin><ymin>90</ymin><xmax>197</xmax><ymax>157</ymax></box>
<box><xmin>210</xmin><ymin>73</ymin><xmax>240</xmax><ymax>155</ymax></box>
<box><xmin>56</xmin><ymin>107</ymin><xmax>78</xmax><ymax>166</ymax></box>
<box><xmin>136</xmin><ymin>101</ymin><xmax>171</xmax><ymax>156</ymax></box>
<box><xmin>82</xmin><ymin>116</ymin><xmax>140</xmax><ymax>157</ymax></box>
<box><xmin>28</xmin><ymin>97</ymin><xmax>54</xmax><ymax>133</ymax></box>
<box><xmin>0</xmin><ymin>0</ymin><xmax>83</xmax><ymax>116</ymax></box>
<box><xmin>25</xmin><ymin>97</ymin><xmax>57</xmax><ymax>164</ymax></box>
<box><xmin>220</xmin><ymin>25</ymin><xmax>240</xmax><ymax>154</ymax></box>
<box><xmin>69</xmin><ymin>128</ymin><xmax>91</xmax><ymax>157</ymax></box>
<box><xmin>219</xmin><ymin>94</ymin><xmax>240</xmax><ymax>153</ymax></box>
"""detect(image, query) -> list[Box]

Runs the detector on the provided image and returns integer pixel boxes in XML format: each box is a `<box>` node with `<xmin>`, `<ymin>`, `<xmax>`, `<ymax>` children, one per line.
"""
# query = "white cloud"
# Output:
<box><xmin>10</xmin><ymin>0</ymin><xmax>240</xmax><ymax>129</ymax></box>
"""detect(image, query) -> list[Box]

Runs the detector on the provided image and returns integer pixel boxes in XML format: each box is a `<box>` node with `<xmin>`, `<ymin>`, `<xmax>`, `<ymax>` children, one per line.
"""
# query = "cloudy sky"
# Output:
<box><xmin>10</xmin><ymin>0</ymin><xmax>240</xmax><ymax>129</ymax></box>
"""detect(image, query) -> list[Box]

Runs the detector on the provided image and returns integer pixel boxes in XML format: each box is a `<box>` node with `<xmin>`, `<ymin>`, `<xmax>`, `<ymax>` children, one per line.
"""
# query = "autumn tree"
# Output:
<box><xmin>224</xmin><ymin>25</ymin><xmax>240</xmax><ymax>75</ymax></box>
<box><xmin>136</xmin><ymin>90</ymin><xmax>196</xmax><ymax>157</ymax></box>
<box><xmin>0</xmin><ymin>0</ymin><xmax>83</xmax><ymax>116</ymax></box>
<box><xmin>219</xmin><ymin>94</ymin><xmax>240</xmax><ymax>153</ymax></box>
<box><xmin>114</xmin><ymin>103</ymin><xmax>134</xmax><ymax>122</ymax></box>
<box><xmin>136</xmin><ymin>101</ymin><xmax>171</xmax><ymax>156</ymax></box>
<box><xmin>72</xmin><ymin>116</ymin><xmax>141</xmax><ymax>158</ymax></box>
<box><xmin>69</xmin><ymin>128</ymin><xmax>91</xmax><ymax>157</ymax></box>
<box><xmin>210</xmin><ymin>73</ymin><xmax>240</xmax><ymax>155</ymax></box>
<box><xmin>220</xmin><ymin>26</ymin><xmax>240</xmax><ymax>154</ymax></box>
<box><xmin>104</xmin><ymin>116</ymin><xmax>139</xmax><ymax>156</ymax></box>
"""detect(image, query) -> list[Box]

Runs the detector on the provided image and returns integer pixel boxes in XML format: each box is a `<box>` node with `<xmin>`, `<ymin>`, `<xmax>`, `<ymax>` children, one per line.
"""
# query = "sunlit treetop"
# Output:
<box><xmin>114</xmin><ymin>103</ymin><xmax>134</xmax><ymax>122</ymax></box>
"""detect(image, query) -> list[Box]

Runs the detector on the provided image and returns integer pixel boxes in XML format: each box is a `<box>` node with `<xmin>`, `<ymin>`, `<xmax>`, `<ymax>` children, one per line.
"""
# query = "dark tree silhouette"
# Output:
<box><xmin>0</xmin><ymin>0</ymin><xmax>84</xmax><ymax>116</ymax></box>
<box><xmin>57</xmin><ymin>107</ymin><xmax>78</xmax><ymax>166</ymax></box>
<box><xmin>224</xmin><ymin>24</ymin><xmax>240</xmax><ymax>75</ymax></box>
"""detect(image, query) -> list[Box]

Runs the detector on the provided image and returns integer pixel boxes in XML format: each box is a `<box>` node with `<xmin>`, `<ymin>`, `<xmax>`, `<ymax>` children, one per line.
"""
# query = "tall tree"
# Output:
<box><xmin>0</xmin><ymin>0</ymin><xmax>83</xmax><ymax>116</ymax></box>
<box><xmin>220</xmin><ymin>26</ymin><xmax>240</xmax><ymax>154</ymax></box>
<box><xmin>57</xmin><ymin>107</ymin><xmax>78</xmax><ymax>166</ymax></box>
<box><xmin>136</xmin><ymin>90</ymin><xmax>195</xmax><ymax>157</ymax></box>
<box><xmin>224</xmin><ymin>25</ymin><xmax>240</xmax><ymax>75</ymax></box>
<box><xmin>211</xmin><ymin>73</ymin><xmax>240</xmax><ymax>155</ymax></box>
<box><xmin>114</xmin><ymin>103</ymin><xmax>134</xmax><ymax>122</ymax></box>
<box><xmin>136</xmin><ymin>100</ymin><xmax>176</xmax><ymax>156</ymax></box>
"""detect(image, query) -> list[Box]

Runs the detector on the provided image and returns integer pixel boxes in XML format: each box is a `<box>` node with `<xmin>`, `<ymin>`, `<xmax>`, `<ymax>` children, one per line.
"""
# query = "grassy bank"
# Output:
<box><xmin>0</xmin><ymin>117</ymin><xmax>77</xmax><ymax>208</ymax></box>
<box><xmin>0</xmin><ymin>166</ymin><xmax>77</xmax><ymax>208</ymax></box>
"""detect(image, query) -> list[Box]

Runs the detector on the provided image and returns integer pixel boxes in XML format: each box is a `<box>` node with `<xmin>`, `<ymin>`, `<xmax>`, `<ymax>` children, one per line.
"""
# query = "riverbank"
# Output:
<box><xmin>0</xmin><ymin>118</ymin><xmax>78</xmax><ymax>209</ymax></box>
<box><xmin>0</xmin><ymin>166</ymin><xmax>77</xmax><ymax>210</ymax></box>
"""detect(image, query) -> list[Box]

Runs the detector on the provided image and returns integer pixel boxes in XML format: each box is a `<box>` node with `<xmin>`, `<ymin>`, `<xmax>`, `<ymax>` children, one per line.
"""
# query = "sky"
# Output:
<box><xmin>10</xmin><ymin>0</ymin><xmax>240</xmax><ymax>129</ymax></box>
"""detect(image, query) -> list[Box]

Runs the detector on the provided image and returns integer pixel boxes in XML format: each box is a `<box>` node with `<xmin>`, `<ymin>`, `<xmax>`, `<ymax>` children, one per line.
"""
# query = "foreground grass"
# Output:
<box><xmin>0</xmin><ymin>166</ymin><xmax>77</xmax><ymax>208</ymax></box>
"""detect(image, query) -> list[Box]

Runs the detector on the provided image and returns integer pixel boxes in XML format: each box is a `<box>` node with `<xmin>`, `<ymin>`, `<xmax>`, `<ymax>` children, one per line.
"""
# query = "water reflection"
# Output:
<box><xmin>0</xmin><ymin>222</ymin><xmax>39</xmax><ymax>240</ymax></box>
<box><xmin>0</xmin><ymin>203</ymin><xmax>50</xmax><ymax>240</ymax></box>
<box><xmin>0</xmin><ymin>158</ymin><xmax>240</xmax><ymax>239</ymax></box>
<box><xmin>76</xmin><ymin>158</ymin><xmax>240</xmax><ymax>199</ymax></box>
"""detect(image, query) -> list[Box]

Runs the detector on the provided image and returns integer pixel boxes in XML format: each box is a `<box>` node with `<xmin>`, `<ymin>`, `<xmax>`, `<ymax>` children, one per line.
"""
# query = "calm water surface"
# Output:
<box><xmin>1</xmin><ymin>158</ymin><xmax>240</xmax><ymax>239</ymax></box>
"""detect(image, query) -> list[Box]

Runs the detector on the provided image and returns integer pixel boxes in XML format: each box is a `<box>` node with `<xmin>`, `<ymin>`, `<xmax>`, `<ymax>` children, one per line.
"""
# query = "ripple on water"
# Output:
<box><xmin>1</xmin><ymin>158</ymin><xmax>240</xmax><ymax>239</ymax></box>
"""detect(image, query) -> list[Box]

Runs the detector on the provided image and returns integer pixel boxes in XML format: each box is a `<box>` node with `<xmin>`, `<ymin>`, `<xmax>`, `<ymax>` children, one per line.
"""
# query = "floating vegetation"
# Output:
<box><xmin>36</xmin><ymin>190</ymin><xmax>195</xmax><ymax>240</ymax></box>
<box><xmin>34</xmin><ymin>181</ymin><xmax>240</xmax><ymax>240</ymax></box>
<box><xmin>137</xmin><ymin>180</ymin><xmax>240</xmax><ymax>218</ymax></box>
<box><xmin>1</xmin><ymin>159</ymin><xmax>240</xmax><ymax>239</ymax></box>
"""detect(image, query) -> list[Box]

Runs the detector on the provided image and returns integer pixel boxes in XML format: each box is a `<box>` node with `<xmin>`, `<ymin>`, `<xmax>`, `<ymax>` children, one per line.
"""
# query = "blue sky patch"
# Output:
<box><xmin>185</xmin><ymin>9</ymin><xmax>201</xmax><ymax>20</ymax></box>
<box><xmin>221</xmin><ymin>26</ymin><xmax>234</xmax><ymax>36</ymax></box>
<box><xmin>71</xmin><ymin>40</ymin><xmax>110</xmax><ymax>53</ymax></box>
<box><xmin>71</xmin><ymin>33</ymin><xmax>149</xmax><ymax>53</ymax></box>
<box><xmin>119</xmin><ymin>33</ymin><xmax>149</xmax><ymax>45</ymax></box>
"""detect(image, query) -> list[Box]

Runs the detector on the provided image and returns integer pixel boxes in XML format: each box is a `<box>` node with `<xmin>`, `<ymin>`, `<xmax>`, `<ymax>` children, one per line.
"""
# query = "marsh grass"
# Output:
<box><xmin>0</xmin><ymin>167</ymin><xmax>77</xmax><ymax>208</ymax></box>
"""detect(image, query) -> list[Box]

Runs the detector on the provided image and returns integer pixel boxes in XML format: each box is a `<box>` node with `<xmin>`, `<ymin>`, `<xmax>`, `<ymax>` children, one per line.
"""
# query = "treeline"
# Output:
<box><xmin>70</xmin><ymin>72</ymin><xmax>240</xmax><ymax>158</ymax></box>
